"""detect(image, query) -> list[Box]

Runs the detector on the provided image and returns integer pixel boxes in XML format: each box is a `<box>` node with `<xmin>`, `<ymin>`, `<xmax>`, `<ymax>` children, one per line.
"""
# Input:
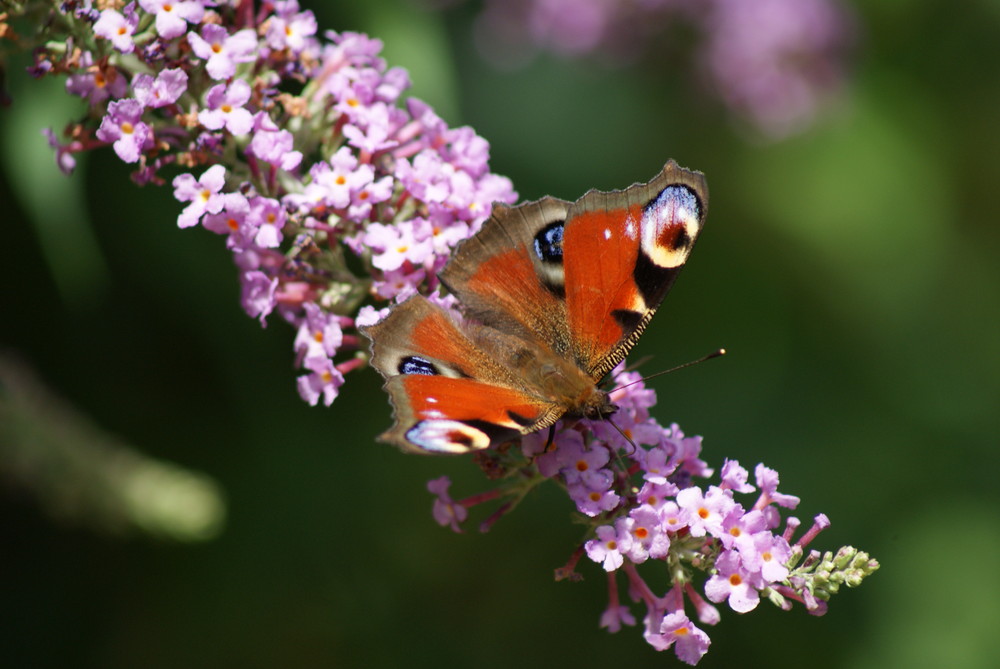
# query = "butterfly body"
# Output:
<box><xmin>364</xmin><ymin>161</ymin><xmax>708</xmax><ymax>454</ymax></box>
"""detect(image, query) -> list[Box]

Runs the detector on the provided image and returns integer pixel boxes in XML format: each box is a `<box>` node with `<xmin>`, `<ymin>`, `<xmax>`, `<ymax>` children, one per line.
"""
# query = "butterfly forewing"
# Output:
<box><xmin>363</xmin><ymin>295</ymin><xmax>563</xmax><ymax>452</ymax></box>
<box><xmin>563</xmin><ymin>161</ymin><xmax>708</xmax><ymax>379</ymax></box>
<box><xmin>383</xmin><ymin>374</ymin><xmax>555</xmax><ymax>453</ymax></box>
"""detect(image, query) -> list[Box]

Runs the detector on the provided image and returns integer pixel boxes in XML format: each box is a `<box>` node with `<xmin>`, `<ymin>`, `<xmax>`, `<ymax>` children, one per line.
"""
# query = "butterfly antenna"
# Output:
<box><xmin>622</xmin><ymin>355</ymin><xmax>654</xmax><ymax>374</ymax></box>
<box><xmin>614</xmin><ymin>348</ymin><xmax>726</xmax><ymax>393</ymax></box>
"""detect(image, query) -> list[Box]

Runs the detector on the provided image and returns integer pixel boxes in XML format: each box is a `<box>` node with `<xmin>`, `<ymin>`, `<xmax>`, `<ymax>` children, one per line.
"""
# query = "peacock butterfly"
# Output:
<box><xmin>362</xmin><ymin>161</ymin><xmax>708</xmax><ymax>454</ymax></box>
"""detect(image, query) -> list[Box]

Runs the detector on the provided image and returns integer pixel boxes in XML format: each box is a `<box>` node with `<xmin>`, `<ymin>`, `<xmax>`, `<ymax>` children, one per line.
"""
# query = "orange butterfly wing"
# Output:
<box><xmin>363</xmin><ymin>296</ymin><xmax>560</xmax><ymax>453</ymax></box>
<box><xmin>563</xmin><ymin>162</ymin><xmax>708</xmax><ymax>378</ymax></box>
<box><xmin>440</xmin><ymin>197</ymin><xmax>573</xmax><ymax>355</ymax></box>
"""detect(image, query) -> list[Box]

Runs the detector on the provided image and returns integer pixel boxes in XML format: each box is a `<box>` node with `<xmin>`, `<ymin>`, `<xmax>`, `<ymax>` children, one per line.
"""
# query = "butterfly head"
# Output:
<box><xmin>573</xmin><ymin>384</ymin><xmax>619</xmax><ymax>423</ymax></box>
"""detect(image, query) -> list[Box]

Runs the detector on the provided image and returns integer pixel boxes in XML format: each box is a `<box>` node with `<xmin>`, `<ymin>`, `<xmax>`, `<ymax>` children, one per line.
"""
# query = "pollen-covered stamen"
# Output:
<box><xmin>674</xmin><ymin>627</ymin><xmax>689</xmax><ymax>637</ymax></box>
<box><xmin>728</xmin><ymin>573</ymin><xmax>743</xmax><ymax>586</ymax></box>
<box><xmin>698</xmin><ymin>507</ymin><xmax>710</xmax><ymax>520</ymax></box>
<box><xmin>729</xmin><ymin>527</ymin><xmax>742</xmax><ymax>538</ymax></box>
<box><xmin>221</xmin><ymin>104</ymin><xmax>233</xmax><ymax>113</ymax></box>
<box><xmin>120</xmin><ymin>122</ymin><xmax>134</xmax><ymax>135</ymax></box>
<box><xmin>634</xmin><ymin>526</ymin><xmax>649</xmax><ymax>540</ymax></box>
<box><xmin>211</xmin><ymin>43</ymin><xmax>222</xmax><ymax>54</ymax></box>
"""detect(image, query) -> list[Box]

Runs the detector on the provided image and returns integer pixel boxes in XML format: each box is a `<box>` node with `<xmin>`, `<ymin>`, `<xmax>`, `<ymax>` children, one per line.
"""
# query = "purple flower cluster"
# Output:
<box><xmin>470</xmin><ymin>0</ymin><xmax>854</xmax><ymax>137</ymax></box>
<box><xmin>429</xmin><ymin>365</ymin><xmax>879</xmax><ymax>665</ymax></box>
<box><xmin>26</xmin><ymin>0</ymin><xmax>516</xmax><ymax>406</ymax></box>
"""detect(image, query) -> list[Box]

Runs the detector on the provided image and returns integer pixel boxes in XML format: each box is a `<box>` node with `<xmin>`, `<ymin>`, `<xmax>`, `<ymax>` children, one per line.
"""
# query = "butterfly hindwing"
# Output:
<box><xmin>439</xmin><ymin>197</ymin><xmax>573</xmax><ymax>356</ymax></box>
<box><xmin>363</xmin><ymin>296</ymin><xmax>560</xmax><ymax>453</ymax></box>
<box><xmin>563</xmin><ymin>161</ymin><xmax>708</xmax><ymax>378</ymax></box>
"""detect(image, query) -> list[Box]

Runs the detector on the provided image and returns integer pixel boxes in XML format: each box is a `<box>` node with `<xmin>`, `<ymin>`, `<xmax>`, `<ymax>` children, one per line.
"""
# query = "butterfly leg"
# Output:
<box><xmin>544</xmin><ymin>424</ymin><xmax>557</xmax><ymax>452</ymax></box>
<box><xmin>606</xmin><ymin>416</ymin><xmax>638</xmax><ymax>456</ymax></box>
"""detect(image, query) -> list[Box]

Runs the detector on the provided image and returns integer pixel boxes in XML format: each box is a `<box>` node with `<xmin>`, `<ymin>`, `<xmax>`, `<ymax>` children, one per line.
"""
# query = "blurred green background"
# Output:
<box><xmin>2</xmin><ymin>1</ymin><xmax>999</xmax><ymax>667</ymax></box>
